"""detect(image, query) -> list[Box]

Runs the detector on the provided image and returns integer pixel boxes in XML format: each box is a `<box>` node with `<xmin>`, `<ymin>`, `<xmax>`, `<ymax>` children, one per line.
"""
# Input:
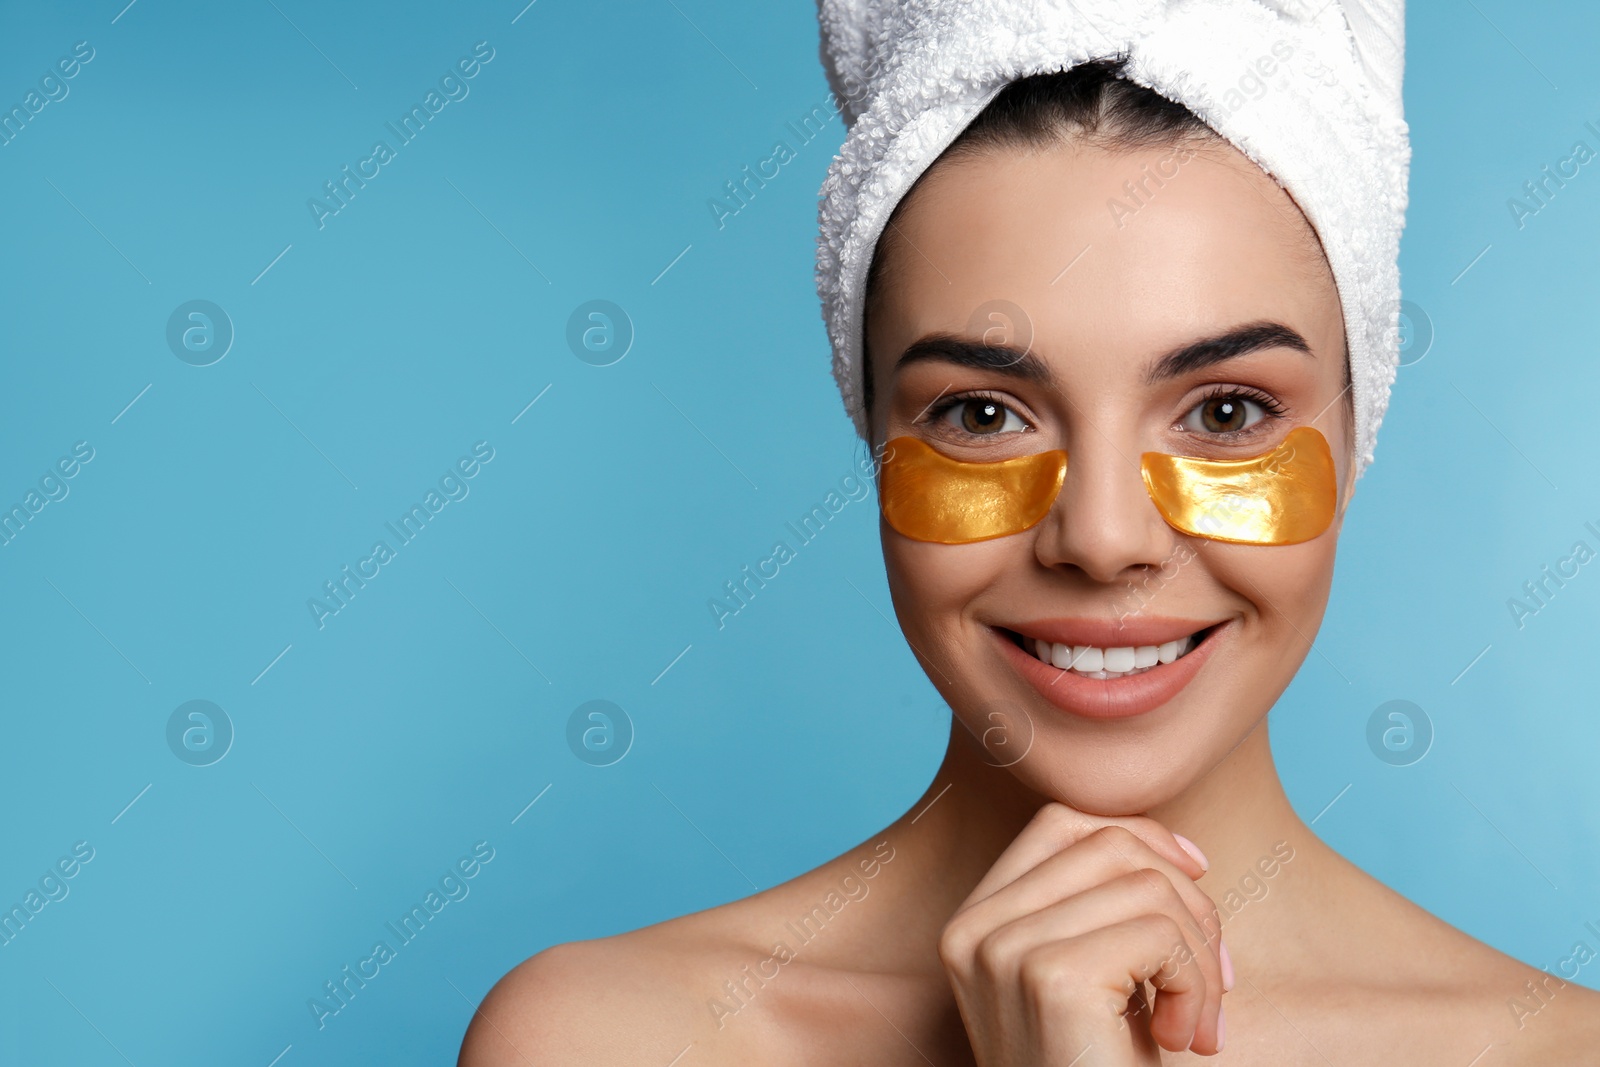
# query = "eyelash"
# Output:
<box><xmin>1190</xmin><ymin>385</ymin><xmax>1288</xmax><ymax>439</ymax></box>
<box><xmin>921</xmin><ymin>390</ymin><xmax>1031</xmax><ymax>435</ymax></box>
<box><xmin>919</xmin><ymin>386</ymin><xmax>1288</xmax><ymax>441</ymax></box>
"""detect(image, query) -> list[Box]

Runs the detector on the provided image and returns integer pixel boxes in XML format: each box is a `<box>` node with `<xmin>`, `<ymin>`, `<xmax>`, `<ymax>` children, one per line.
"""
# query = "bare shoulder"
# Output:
<box><xmin>1265</xmin><ymin>847</ymin><xmax>1600</xmax><ymax>1062</ymax></box>
<box><xmin>1487</xmin><ymin>968</ymin><xmax>1600</xmax><ymax>1060</ymax></box>
<box><xmin>458</xmin><ymin>834</ymin><xmax>916</xmax><ymax>1067</ymax></box>
<box><xmin>1364</xmin><ymin>883</ymin><xmax>1600</xmax><ymax>1062</ymax></box>
<box><xmin>457</xmin><ymin>920</ymin><xmax>769</xmax><ymax>1067</ymax></box>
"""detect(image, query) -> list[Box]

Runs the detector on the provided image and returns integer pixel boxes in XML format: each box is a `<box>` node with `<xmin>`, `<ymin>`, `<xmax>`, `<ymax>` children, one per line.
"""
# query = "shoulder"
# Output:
<box><xmin>1282</xmin><ymin>850</ymin><xmax>1600</xmax><ymax>1060</ymax></box>
<box><xmin>458</xmin><ymin>836</ymin><xmax>912</xmax><ymax>1066</ymax></box>
<box><xmin>457</xmin><ymin>937</ymin><xmax>638</xmax><ymax>1067</ymax></box>
<box><xmin>458</xmin><ymin>928</ymin><xmax>748</xmax><ymax>1067</ymax></box>
<box><xmin>1488</xmin><ymin>970</ymin><xmax>1600</xmax><ymax>1060</ymax></box>
<box><xmin>1376</xmin><ymin>911</ymin><xmax>1600</xmax><ymax>1061</ymax></box>
<box><xmin>457</xmin><ymin>911</ymin><xmax>806</xmax><ymax>1067</ymax></box>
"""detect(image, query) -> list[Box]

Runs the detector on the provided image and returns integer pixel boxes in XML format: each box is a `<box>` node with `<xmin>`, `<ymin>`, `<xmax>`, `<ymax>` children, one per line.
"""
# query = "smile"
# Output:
<box><xmin>1013</xmin><ymin>627</ymin><xmax>1214</xmax><ymax>680</ymax></box>
<box><xmin>994</xmin><ymin>618</ymin><xmax>1229</xmax><ymax>720</ymax></box>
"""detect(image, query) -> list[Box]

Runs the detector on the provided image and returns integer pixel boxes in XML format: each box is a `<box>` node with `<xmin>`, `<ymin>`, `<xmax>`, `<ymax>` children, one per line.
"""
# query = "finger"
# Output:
<box><xmin>976</xmin><ymin>870</ymin><xmax>1223</xmax><ymax>1053</ymax></box>
<box><xmin>959</xmin><ymin>826</ymin><xmax>1226</xmax><ymax>971</ymax></box>
<box><xmin>964</xmin><ymin>804</ymin><xmax>1206</xmax><ymax>905</ymax></box>
<box><xmin>1016</xmin><ymin>914</ymin><xmax>1210</xmax><ymax>1056</ymax></box>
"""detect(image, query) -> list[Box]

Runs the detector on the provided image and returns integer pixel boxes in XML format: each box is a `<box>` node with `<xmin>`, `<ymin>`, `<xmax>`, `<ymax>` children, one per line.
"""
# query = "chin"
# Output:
<box><xmin>1010</xmin><ymin>741</ymin><xmax>1215</xmax><ymax>817</ymax></box>
<box><xmin>946</xmin><ymin>667</ymin><xmax>1262</xmax><ymax>817</ymax></box>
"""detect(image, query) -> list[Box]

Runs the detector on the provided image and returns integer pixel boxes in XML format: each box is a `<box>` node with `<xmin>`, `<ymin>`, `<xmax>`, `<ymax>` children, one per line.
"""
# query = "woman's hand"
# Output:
<box><xmin>939</xmin><ymin>803</ymin><xmax>1229</xmax><ymax>1065</ymax></box>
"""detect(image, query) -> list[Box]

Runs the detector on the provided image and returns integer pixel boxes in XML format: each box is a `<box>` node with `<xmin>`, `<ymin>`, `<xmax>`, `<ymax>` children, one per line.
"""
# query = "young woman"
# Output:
<box><xmin>460</xmin><ymin>34</ymin><xmax>1600</xmax><ymax>1067</ymax></box>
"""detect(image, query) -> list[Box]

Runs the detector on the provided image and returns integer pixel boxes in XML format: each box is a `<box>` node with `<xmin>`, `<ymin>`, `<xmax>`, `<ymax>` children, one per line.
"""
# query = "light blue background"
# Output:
<box><xmin>1</xmin><ymin>1</ymin><xmax>1596</xmax><ymax>1063</ymax></box>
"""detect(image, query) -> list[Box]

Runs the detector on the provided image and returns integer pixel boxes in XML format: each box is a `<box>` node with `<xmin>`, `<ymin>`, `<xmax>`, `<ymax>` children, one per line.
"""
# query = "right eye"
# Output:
<box><xmin>937</xmin><ymin>396</ymin><xmax>1027</xmax><ymax>436</ymax></box>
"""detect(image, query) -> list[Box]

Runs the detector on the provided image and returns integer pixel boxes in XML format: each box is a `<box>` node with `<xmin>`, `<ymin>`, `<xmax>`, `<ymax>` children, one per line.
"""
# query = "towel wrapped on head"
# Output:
<box><xmin>814</xmin><ymin>0</ymin><xmax>1410</xmax><ymax>480</ymax></box>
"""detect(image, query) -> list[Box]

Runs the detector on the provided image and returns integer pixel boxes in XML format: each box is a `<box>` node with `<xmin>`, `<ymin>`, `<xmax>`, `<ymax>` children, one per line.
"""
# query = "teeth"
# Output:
<box><xmin>1025</xmin><ymin>631</ymin><xmax>1203</xmax><ymax>678</ymax></box>
<box><xmin>1102</xmin><ymin>646</ymin><xmax>1136</xmax><ymax>672</ymax></box>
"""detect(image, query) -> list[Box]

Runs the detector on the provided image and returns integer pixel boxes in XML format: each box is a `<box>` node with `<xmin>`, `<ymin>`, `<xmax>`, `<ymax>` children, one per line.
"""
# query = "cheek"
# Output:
<box><xmin>1200</xmin><ymin>536</ymin><xmax>1337</xmax><ymax>633</ymax></box>
<box><xmin>882</xmin><ymin>526</ymin><xmax>1041</xmax><ymax>749</ymax></box>
<box><xmin>882</xmin><ymin>526</ymin><xmax>1018</xmax><ymax>635</ymax></box>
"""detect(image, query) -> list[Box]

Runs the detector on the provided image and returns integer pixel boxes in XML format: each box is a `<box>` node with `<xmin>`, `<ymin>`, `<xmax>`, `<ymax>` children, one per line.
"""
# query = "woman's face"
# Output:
<box><xmin>866</xmin><ymin>138</ymin><xmax>1354</xmax><ymax>815</ymax></box>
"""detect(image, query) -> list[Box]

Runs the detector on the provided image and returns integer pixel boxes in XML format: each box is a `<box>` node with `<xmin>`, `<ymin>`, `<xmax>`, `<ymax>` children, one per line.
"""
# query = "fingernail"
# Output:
<box><xmin>1172</xmin><ymin>833</ymin><xmax>1209</xmax><ymax>872</ymax></box>
<box><xmin>1217</xmin><ymin>1007</ymin><xmax>1227</xmax><ymax>1050</ymax></box>
<box><xmin>1219</xmin><ymin>939</ymin><xmax>1235</xmax><ymax>992</ymax></box>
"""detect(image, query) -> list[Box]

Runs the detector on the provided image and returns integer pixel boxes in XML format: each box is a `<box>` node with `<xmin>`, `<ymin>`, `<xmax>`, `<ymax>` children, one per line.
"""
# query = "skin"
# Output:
<box><xmin>460</xmin><ymin>138</ymin><xmax>1600</xmax><ymax>1065</ymax></box>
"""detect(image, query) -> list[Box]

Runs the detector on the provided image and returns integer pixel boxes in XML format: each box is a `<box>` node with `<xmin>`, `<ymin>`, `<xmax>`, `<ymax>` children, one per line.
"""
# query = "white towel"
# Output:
<box><xmin>815</xmin><ymin>0</ymin><xmax>1410</xmax><ymax>480</ymax></box>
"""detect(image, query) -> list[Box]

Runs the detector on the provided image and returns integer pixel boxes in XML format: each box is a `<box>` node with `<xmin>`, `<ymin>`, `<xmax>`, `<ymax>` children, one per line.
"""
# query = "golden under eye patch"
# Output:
<box><xmin>878</xmin><ymin>436</ymin><xmax>1067</xmax><ymax>544</ymax></box>
<box><xmin>879</xmin><ymin>425</ymin><xmax>1336</xmax><ymax>546</ymax></box>
<box><xmin>1140</xmin><ymin>426</ymin><xmax>1336</xmax><ymax>545</ymax></box>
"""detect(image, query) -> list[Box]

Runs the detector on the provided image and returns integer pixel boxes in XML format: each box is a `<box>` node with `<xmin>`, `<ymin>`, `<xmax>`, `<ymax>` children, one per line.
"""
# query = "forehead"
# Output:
<box><xmin>867</xmin><ymin>140</ymin><xmax>1341</xmax><ymax>376</ymax></box>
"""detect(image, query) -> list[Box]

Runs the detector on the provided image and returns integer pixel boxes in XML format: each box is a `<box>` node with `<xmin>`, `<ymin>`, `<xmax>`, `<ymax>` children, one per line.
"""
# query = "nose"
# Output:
<box><xmin>1032</xmin><ymin>432</ymin><xmax>1180</xmax><ymax>584</ymax></box>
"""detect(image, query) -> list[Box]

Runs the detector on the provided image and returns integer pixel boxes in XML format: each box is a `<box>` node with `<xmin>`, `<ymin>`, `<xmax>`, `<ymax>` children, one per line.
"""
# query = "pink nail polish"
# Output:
<box><xmin>1220</xmin><ymin>939</ymin><xmax>1235</xmax><ymax>992</ymax></box>
<box><xmin>1172</xmin><ymin>833</ymin><xmax>1209</xmax><ymax>872</ymax></box>
<box><xmin>1217</xmin><ymin>1007</ymin><xmax>1227</xmax><ymax>1050</ymax></box>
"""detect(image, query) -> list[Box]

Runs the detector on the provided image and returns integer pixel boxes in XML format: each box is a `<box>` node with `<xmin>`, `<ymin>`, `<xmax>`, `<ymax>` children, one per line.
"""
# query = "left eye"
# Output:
<box><xmin>1183</xmin><ymin>393</ymin><xmax>1268</xmax><ymax>435</ymax></box>
<box><xmin>941</xmin><ymin>398</ymin><xmax>1026</xmax><ymax>436</ymax></box>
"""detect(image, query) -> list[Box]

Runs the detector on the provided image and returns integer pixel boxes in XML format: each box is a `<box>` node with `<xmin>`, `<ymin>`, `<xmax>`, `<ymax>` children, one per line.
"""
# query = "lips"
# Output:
<box><xmin>995</xmin><ymin>617</ymin><xmax>1230</xmax><ymax>720</ymax></box>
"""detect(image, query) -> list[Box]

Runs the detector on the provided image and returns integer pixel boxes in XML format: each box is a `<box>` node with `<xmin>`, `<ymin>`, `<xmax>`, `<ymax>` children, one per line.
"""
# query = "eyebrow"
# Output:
<box><xmin>1141</xmin><ymin>321</ymin><xmax>1313</xmax><ymax>385</ymax></box>
<box><xmin>893</xmin><ymin>320</ymin><xmax>1313</xmax><ymax>387</ymax></box>
<box><xmin>893</xmin><ymin>334</ymin><xmax>1055</xmax><ymax>383</ymax></box>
